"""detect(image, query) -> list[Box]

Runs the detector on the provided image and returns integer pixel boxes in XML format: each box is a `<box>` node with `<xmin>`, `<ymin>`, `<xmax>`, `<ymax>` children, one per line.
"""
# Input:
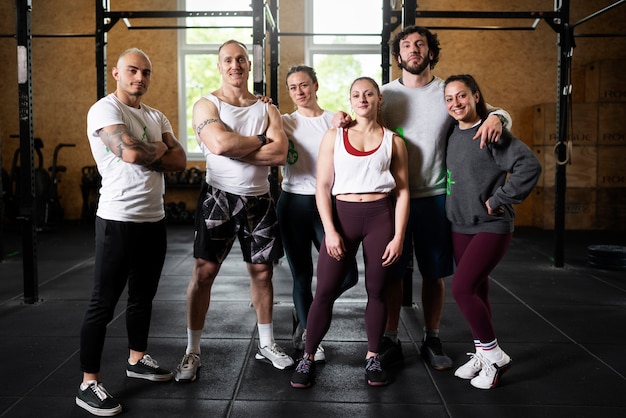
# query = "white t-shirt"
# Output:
<box><xmin>86</xmin><ymin>93</ymin><xmax>170</xmax><ymax>222</ymax></box>
<box><xmin>281</xmin><ymin>110</ymin><xmax>333</xmax><ymax>195</ymax></box>
<box><xmin>199</xmin><ymin>93</ymin><xmax>271</xmax><ymax>196</ymax></box>
<box><xmin>331</xmin><ymin>127</ymin><xmax>396</xmax><ymax>195</ymax></box>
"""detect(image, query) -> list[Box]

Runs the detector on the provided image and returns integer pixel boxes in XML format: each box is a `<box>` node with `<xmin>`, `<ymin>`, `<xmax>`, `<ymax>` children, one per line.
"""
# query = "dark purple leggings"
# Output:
<box><xmin>451</xmin><ymin>231</ymin><xmax>512</xmax><ymax>343</ymax></box>
<box><xmin>305</xmin><ymin>197</ymin><xmax>394</xmax><ymax>354</ymax></box>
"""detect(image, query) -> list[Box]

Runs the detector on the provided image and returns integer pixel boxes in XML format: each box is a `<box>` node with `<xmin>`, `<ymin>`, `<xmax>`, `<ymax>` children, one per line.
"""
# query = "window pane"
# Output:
<box><xmin>312</xmin><ymin>0</ymin><xmax>382</xmax><ymax>44</ymax></box>
<box><xmin>185</xmin><ymin>0</ymin><xmax>252</xmax><ymax>45</ymax></box>
<box><xmin>185</xmin><ymin>54</ymin><xmax>220</xmax><ymax>154</ymax></box>
<box><xmin>312</xmin><ymin>54</ymin><xmax>382</xmax><ymax>113</ymax></box>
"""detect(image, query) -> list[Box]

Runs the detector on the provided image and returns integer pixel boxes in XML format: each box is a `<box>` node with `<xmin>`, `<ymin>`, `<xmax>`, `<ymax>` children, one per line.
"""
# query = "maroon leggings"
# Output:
<box><xmin>451</xmin><ymin>231</ymin><xmax>512</xmax><ymax>343</ymax></box>
<box><xmin>305</xmin><ymin>197</ymin><xmax>394</xmax><ymax>354</ymax></box>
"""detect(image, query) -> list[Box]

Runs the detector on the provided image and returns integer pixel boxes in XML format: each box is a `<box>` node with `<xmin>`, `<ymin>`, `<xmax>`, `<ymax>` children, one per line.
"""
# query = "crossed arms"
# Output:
<box><xmin>192</xmin><ymin>97</ymin><xmax>288</xmax><ymax>166</ymax></box>
<box><xmin>96</xmin><ymin>124</ymin><xmax>187</xmax><ymax>172</ymax></box>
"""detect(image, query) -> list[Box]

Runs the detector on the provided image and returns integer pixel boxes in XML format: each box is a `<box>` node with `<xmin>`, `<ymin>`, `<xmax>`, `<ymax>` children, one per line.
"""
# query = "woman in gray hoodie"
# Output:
<box><xmin>444</xmin><ymin>74</ymin><xmax>541</xmax><ymax>390</ymax></box>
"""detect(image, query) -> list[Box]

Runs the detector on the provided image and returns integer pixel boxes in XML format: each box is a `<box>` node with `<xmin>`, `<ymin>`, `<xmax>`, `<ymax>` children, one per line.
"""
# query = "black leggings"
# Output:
<box><xmin>305</xmin><ymin>197</ymin><xmax>394</xmax><ymax>354</ymax></box>
<box><xmin>80</xmin><ymin>217</ymin><xmax>167</xmax><ymax>373</ymax></box>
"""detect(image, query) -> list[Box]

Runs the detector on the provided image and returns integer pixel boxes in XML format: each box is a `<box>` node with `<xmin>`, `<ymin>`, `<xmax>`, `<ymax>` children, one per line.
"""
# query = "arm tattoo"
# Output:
<box><xmin>101</xmin><ymin>125</ymin><xmax>160</xmax><ymax>165</ymax></box>
<box><xmin>196</xmin><ymin>118</ymin><xmax>220</xmax><ymax>136</ymax></box>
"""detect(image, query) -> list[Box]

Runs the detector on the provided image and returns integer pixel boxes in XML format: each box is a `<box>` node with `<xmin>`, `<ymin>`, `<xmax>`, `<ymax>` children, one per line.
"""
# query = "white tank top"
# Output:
<box><xmin>281</xmin><ymin>110</ymin><xmax>333</xmax><ymax>195</ymax></box>
<box><xmin>331</xmin><ymin>127</ymin><xmax>396</xmax><ymax>195</ymax></box>
<box><xmin>200</xmin><ymin>93</ymin><xmax>270</xmax><ymax>196</ymax></box>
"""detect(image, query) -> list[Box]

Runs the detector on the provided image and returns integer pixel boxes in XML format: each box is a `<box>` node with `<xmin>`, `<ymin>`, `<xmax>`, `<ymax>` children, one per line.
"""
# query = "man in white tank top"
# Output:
<box><xmin>174</xmin><ymin>40</ymin><xmax>293</xmax><ymax>383</ymax></box>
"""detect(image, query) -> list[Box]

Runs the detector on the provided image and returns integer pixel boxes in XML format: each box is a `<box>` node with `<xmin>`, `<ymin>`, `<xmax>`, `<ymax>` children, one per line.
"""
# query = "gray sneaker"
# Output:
<box><xmin>292</xmin><ymin>308</ymin><xmax>305</xmax><ymax>350</ymax></box>
<box><xmin>174</xmin><ymin>353</ymin><xmax>201</xmax><ymax>382</ymax></box>
<box><xmin>75</xmin><ymin>381</ymin><xmax>122</xmax><ymax>416</ymax></box>
<box><xmin>255</xmin><ymin>342</ymin><xmax>295</xmax><ymax>370</ymax></box>
<box><xmin>126</xmin><ymin>354</ymin><xmax>173</xmax><ymax>381</ymax></box>
<box><xmin>421</xmin><ymin>336</ymin><xmax>453</xmax><ymax>371</ymax></box>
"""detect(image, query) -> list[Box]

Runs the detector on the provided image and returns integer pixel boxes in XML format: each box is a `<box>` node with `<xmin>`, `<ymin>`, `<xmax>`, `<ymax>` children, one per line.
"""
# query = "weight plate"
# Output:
<box><xmin>587</xmin><ymin>245</ymin><xmax>626</xmax><ymax>258</ymax></box>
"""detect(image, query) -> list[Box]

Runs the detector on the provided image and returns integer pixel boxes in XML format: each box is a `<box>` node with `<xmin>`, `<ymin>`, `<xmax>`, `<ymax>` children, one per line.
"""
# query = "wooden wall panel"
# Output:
<box><xmin>1</xmin><ymin>0</ymin><xmax>625</xmax><ymax>226</ymax></box>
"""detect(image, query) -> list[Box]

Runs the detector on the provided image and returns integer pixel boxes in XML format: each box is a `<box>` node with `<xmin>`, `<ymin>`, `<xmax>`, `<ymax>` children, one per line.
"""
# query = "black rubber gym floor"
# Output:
<box><xmin>0</xmin><ymin>222</ymin><xmax>624</xmax><ymax>417</ymax></box>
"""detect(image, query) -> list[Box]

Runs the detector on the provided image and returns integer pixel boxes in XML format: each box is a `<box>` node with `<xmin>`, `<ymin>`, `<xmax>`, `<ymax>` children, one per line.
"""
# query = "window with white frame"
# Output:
<box><xmin>305</xmin><ymin>0</ymin><xmax>383</xmax><ymax>112</ymax></box>
<box><xmin>178</xmin><ymin>0</ymin><xmax>254</xmax><ymax>159</ymax></box>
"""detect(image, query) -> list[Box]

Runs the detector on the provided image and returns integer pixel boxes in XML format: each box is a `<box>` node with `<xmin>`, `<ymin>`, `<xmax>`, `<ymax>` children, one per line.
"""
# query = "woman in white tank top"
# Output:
<box><xmin>290</xmin><ymin>77</ymin><xmax>410</xmax><ymax>389</ymax></box>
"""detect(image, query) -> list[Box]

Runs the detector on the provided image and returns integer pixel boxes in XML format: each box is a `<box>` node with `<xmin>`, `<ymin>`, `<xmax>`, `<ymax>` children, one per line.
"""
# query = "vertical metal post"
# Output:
<box><xmin>251</xmin><ymin>0</ymin><xmax>279</xmax><ymax>202</ymax></box>
<box><xmin>401</xmin><ymin>0</ymin><xmax>418</xmax><ymax>307</ymax></box>
<box><xmin>403</xmin><ymin>0</ymin><xmax>417</xmax><ymax>28</ymax></box>
<box><xmin>96</xmin><ymin>0</ymin><xmax>107</xmax><ymax>99</ymax></box>
<box><xmin>0</xmin><ymin>119</ymin><xmax>4</xmax><ymax>263</ymax></box>
<box><xmin>382</xmin><ymin>0</ymin><xmax>392</xmax><ymax>84</ymax></box>
<box><xmin>268</xmin><ymin>0</ymin><xmax>280</xmax><ymax>105</ymax></box>
<box><xmin>251</xmin><ymin>0</ymin><xmax>266</xmax><ymax>96</ymax></box>
<box><xmin>16</xmin><ymin>0</ymin><xmax>39</xmax><ymax>303</ymax></box>
<box><xmin>554</xmin><ymin>0</ymin><xmax>571</xmax><ymax>268</ymax></box>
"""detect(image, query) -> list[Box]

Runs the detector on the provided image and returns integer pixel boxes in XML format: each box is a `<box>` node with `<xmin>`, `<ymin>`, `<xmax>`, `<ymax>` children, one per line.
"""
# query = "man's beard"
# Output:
<box><xmin>400</xmin><ymin>54</ymin><xmax>430</xmax><ymax>75</ymax></box>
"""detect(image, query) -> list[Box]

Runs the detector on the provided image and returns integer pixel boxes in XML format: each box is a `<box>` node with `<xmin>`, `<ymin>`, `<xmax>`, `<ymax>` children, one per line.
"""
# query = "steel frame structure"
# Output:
<box><xmin>6</xmin><ymin>0</ymin><xmax>625</xmax><ymax>303</ymax></box>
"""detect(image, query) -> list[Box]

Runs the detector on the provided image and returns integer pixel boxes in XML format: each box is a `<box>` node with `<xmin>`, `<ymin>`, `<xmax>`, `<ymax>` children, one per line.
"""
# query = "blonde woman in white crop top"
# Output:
<box><xmin>290</xmin><ymin>77</ymin><xmax>409</xmax><ymax>389</ymax></box>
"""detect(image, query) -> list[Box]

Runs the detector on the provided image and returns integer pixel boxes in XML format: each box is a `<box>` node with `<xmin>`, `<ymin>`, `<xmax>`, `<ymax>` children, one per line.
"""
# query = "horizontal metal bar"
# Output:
<box><xmin>415</xmin><ymin>10</ymin><xmax>560</xmax><ymax>19</ymax></box>
<box><xmin>278</xmin><ymin>32</ymin><xmax>381</xmax><ymax>37</ymax></box>
<box><xmin>572</xmin><ymin>0</ymin><xmax>625</xmax><ymax>28</ymax></box>
<box><xmin>575</xmin><ymin>33</ymin><xmax>626</xmax><ymax>38</ymax></box>
<box><xmin>0</xmin><ymin>33</ymin><xmax>95</xmax><ymax>38</ymax></box>
<box><xmin>418</xmin><ymin>26</ymin><xmax>538</xmax><ymax>31</ymax></box>
<box><xmin>105</xmin><ymin>10</ymin><xmax>253</xmax><ymax>19</ymax></box>
<box><xmin>125</xmin><ymin>26</ymin><xmax>252</xmax><ymax>30</ymax></box>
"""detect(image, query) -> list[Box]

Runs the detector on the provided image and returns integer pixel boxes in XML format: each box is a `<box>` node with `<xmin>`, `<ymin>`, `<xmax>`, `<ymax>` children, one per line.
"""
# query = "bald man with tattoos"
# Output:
<box><xmin>77</xmin><ymin>48</ymin><xmax>186</xmax><ymax>416</ymax></box>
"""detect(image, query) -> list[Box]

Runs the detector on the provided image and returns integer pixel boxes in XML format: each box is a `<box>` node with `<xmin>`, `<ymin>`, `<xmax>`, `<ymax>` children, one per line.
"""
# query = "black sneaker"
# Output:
<box><xmin>126</xmin><ymin>354</ymin><xmax>173</xmax><ymax>381</ymax></box>
<box><xmin>378</xmin><ymin>336</ymin><xmax>404</xmax><ymax>367</ymax></box>
<box><xmin>365</xmin><ymin>355</ymin><xmax>388</xmax><ymax>386</ymax></box>
<box><xmin>290</xmin><ymin>357</ymin><xmax>315</xmax><ymax>388</ymax></box>
<box><xmin>421</xmin><ymin>336</ymin><xmax>453</xmax><ymax>371</ymax></box>
<box><xmin>75</xmin><ymin>381</ymin><xmax>122</xmax><ymax>416</ymax></box>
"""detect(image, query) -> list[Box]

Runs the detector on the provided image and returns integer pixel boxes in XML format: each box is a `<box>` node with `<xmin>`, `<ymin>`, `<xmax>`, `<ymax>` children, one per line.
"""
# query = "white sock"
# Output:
<box><xmin>80</xmin><ymin>380</ymin><xmax>97</xmax><ymax>390</ymax></box>
<box><xmin>480</xmin><ymin>339</ymin><xmax>504</xmax><ymax>363</ymax></box>
<box><xmin>186</xmin><ymin>328</ymin><xmax>203</xmax><ymax>355</ymax></box>
<box><xmin>258</xmin><ymin>323</ymin><xmax>274</xmax><ymax>348</ymax></box>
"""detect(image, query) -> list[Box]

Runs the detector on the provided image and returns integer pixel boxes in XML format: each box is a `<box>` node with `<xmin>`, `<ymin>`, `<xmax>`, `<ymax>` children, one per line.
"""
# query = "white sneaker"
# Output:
<box><xmin>174</xmin><ymin>353</ymin><xmax>201</xmax><ymax>382</ymax></box>
<box><xmin>314</xmin><ymin>344</ymin><xmax>326</xmax><ymax>363</ymax></box>
<box><xmin>302</xmin><ymin>330</ymin><xmax>327</xmax><ymax>363</ymax></box>
<box><xmin>470</xmin><ymin>352</ymin><xmax>512</xmax><ymax>389</ymax></box>
<box><xmin>454</xmin><ymin>352</ymin><xmax>483</xmax><ymax>380</ymax></box>
<box><xmin>255</xmin><ymin>342</ymin><xmax>295</xmax><ymax>370</ymax></box>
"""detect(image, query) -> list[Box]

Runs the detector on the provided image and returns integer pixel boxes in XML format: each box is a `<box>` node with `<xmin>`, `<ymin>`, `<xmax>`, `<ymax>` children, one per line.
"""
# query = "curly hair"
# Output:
<box><xmin>390</xmin><ymin>26</ymin><xmax>441</xmax><ymax>70</ymax></box>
